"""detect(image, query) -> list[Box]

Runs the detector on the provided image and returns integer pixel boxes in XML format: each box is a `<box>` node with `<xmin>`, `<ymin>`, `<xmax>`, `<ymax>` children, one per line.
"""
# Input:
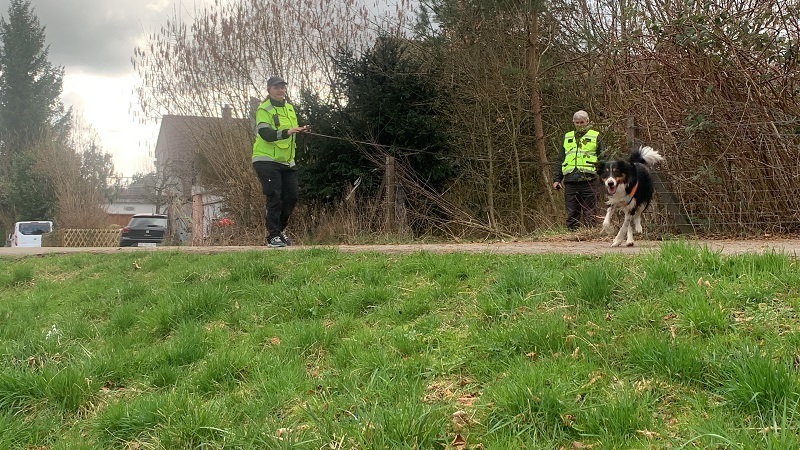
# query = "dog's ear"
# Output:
<box><xmin>594</xmin><ymin>160</ymin><xmax>605</xmax><ymax>174</ymax></box>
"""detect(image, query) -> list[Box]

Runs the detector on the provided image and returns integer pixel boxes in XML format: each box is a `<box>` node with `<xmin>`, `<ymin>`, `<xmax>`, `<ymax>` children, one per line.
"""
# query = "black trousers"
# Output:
<box><xmin>564</xmin><ymin>179</ymin><xmax>599</xmax><ymax>230</ymax></box>
<box><xmin>252</xmin><ymin>161</ymin><xmax>299</xmax><ymax>239</ymax></box>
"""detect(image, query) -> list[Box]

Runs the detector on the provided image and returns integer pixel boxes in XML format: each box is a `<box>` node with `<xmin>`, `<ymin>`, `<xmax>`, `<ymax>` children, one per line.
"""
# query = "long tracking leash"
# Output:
<box><xmin>302</xmin><ymin>130</ymin><xmax>556</xmax><ymax>164</ymax></box>
<box><xmin>302</xmin><ymin>130</ymin><xmax>426</xmax><ymax>155</ymax></box>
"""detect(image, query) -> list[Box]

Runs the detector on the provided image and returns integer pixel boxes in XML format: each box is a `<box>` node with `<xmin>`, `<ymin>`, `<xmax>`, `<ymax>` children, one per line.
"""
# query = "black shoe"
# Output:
<box><xmin>267</xmin><ymin>236</ymin><xmax>286</xmax><ymax>248</ymax></box>
<box><xmin>279</xmin><ymin>231</ymin><xmax>292</xmax><ymax>246</ymax></box>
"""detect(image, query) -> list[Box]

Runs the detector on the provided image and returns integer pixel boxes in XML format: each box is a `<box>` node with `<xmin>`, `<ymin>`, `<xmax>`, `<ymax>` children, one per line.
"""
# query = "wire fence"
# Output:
<box><xmin>643</xmin><ymin>167</ymin><xmax>800</xmax><ymax>236</ymax></box>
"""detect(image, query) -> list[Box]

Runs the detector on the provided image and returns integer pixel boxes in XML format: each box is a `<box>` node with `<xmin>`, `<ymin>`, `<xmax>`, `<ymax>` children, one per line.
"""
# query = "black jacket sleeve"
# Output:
<box><xmin>553</xmin><ymin>143</ymin><xmax>566</xmax><ymax>183</ymax></box>
<box><xmin>257</xmin><ymin>126</ymin><xmax>289</xmax><ymax>142</ymax></box>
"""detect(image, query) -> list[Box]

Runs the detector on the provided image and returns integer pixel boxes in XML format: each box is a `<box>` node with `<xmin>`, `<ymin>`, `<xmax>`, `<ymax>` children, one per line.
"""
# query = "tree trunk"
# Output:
<box><xmin>526</xmin><ymin>12</ymin><xmax>556</xmax><ymax>214</ymax></box>
<box><xmin>481</xmin><ymin>114</ymin><xmax>496</xmax><ymax>230</ymax></box>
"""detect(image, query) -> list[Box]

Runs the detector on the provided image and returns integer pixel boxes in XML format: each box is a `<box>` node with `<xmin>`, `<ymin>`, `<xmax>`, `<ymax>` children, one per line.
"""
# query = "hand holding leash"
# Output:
<box><xmin>288</xmin><ymin>125</ymin><xmax>311</xmax><ymax>135</ymax></box>
<box><xmin>552</xmin><ymin>181</ymin><xmax>562</xmax><ymax>190</ymax></box>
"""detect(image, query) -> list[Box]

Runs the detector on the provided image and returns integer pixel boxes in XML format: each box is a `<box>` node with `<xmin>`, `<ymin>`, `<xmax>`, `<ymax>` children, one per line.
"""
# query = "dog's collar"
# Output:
<box><xmin>625</xmin><ymin>182</ymin><xmax>639</xmax><ymax>205</ymax></box>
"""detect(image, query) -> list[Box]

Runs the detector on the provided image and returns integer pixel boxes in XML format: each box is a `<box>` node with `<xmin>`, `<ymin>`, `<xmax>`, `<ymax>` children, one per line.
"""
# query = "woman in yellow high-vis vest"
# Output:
<box><xmin>252</xmin><ymin>76</ymin><xmax>310</xmax><ymax>247</ymax></box>
<box><xmin>552</xmin><ymin>110</ymin><xmax>605</xmax><ymax>231</ymax></box>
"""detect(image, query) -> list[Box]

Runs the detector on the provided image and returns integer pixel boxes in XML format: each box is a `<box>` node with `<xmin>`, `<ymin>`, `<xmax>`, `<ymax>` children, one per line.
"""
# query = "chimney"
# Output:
<box><xmin>222</xmin><ymin>104</ymin><xmax>232</xmax><ymax>120</ymax></box>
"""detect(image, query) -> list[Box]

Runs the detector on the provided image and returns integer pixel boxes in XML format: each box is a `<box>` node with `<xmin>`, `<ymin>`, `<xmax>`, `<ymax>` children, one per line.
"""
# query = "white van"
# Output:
<box><xmin>8</xmin><ymin>221</ymin><xmax>53</xmax><ymax>247</ymax></box>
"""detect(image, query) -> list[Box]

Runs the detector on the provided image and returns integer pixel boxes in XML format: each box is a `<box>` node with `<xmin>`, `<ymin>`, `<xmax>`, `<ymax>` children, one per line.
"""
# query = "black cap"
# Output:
<box><xmin>267</xmin><ymin>76</ymin><xmax>287</xmax><ymax>88</ymax></box>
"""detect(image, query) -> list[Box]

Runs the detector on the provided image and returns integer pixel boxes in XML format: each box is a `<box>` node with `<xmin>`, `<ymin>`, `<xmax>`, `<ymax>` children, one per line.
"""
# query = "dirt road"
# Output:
<box><xmin>2</xmin><ymin>238</ymin><xmax>799</xmax><ymax>258</ymax></box>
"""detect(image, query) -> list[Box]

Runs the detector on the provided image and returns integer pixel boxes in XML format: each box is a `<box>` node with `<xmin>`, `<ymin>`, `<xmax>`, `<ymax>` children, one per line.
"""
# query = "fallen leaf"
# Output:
<box><xmin>584</xmin><ymin>372</ymin><xmax>602</xmax><ymax>387</ymax></box>
<box><xmin>636</xmin><ymin>429</ymin><xmax>660</xmax><ymax>439</ymax></box>
<box><xmin>457</xmin><ymin>393</ymin><xmax>478</xmax><ymax>407</ymax></box>
<box><xmin>452</xmin><ymin>410</ymin><xmax>469</xmax><ymax>429</ymax></box>
<box><xmin>451</xmin><ymin>433</ymin><xmax>467</xmax><ymax>449</ymax></box>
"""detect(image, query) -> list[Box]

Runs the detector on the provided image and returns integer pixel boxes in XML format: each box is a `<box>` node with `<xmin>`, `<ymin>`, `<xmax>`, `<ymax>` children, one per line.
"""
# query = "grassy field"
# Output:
<box><xmin>1</xmin><ymin>242</ymin><xmax>798</xmax><ymax>449</ymax></box>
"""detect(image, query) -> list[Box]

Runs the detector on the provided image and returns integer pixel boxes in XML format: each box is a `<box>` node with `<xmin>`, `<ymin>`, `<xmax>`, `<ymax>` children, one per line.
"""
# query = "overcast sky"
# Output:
<box><xmin>0</xmin><ymin>0</ymin><xmax>215</xmax><ymax>177</ymax></box>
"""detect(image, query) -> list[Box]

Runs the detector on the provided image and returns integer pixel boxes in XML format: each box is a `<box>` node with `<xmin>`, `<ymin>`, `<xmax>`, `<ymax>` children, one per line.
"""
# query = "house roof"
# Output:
<box><xmin>155</xmin><ymin>112</ymin><xmax>254</xmax><ymax>166</ymax></box>
<box><xmin>156</xmin><ymin>115</ymin><xmax>223</xmax><ymax>164</ymax></box>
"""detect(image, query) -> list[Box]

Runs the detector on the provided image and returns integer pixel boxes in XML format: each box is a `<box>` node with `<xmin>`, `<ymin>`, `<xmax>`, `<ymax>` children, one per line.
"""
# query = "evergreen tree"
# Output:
<box><xmin>9</xmin><ymin>150</ymin><xmax>56</xmax><ymax>220</ymax></box>
<box><xmin>0</xmin><ymin>0</ymin><xmax>70</xmax><ymax>225</ymax></box>
<box><xmin>0</xmin><ymin>0</ymin><xmax>68</xmax><ymax>140</ymax></box>
<box><xmin>298</xmin><ymin>36</ymin><xmax>455</xmax><ymax>203</ymax></box>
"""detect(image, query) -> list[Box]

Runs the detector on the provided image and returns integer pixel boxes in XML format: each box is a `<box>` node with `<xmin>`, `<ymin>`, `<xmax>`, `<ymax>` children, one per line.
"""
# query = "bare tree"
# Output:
<box><xmin>133</xmin><ymin>0</ymin><xmax>413</xmax><ymax>122</ymax></box>
<box><xmin>35</xmin><ymin>122</ymin><xmax>113</xmax><ymax>229</ymax></box>
<box><xmin>421</xmin><ymin>1</ymin><xmax>568</xmax><ymax>235</ymax></box>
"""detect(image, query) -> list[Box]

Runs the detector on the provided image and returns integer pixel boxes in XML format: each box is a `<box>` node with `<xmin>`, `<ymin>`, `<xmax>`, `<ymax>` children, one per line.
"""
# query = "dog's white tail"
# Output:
<box><xmin>639</xmin><ymin>146</ymin><xmax>664</xmax><ymax>166</ymax></box>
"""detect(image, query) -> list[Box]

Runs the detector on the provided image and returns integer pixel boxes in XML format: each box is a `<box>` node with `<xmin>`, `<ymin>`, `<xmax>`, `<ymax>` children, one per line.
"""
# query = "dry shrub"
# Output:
<box><xmin>292</xmin><ymin>185</ymin><xmax>391</xmax><ymax>245</ymax></box>
<box><xmin>34</xmin><ymin>140</ymin><xmax>109</xmax><ymax>229</ymax></box>
<box><xmin>193</xmin><ymin>119</ymin><xmax>266</xmax><ymax>233</ymax></box>
<box><xmin>593</xmin><ymin>0</ymin><xmax>800</xmax><ymax>234</ymax></box>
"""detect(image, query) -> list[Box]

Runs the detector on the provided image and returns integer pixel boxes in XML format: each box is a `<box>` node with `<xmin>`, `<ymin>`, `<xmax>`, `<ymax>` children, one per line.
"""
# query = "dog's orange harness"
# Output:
<box><xmin>625</xmin><ymin>182</ymin><xmax>639</xmax><ymax>205</ymax></box>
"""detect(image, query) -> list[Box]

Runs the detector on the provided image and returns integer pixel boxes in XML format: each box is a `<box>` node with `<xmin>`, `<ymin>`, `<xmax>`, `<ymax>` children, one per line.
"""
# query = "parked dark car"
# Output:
<box><xmin>119</xmin><ymin>214</ymin><xmax>168</xmax><ymax>247</ymax></box>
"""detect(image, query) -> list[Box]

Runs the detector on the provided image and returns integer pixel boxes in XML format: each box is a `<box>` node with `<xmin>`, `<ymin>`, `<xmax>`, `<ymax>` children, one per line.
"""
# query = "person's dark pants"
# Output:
<box><xmin>252</xmin><ymin>161</ymin><xmax>299</xmax><ymax>240</ymax></box>
<box><xmin>564</xmin><ymin>179</ymin><xmax>599</xmax><ymax>231</ymax></box>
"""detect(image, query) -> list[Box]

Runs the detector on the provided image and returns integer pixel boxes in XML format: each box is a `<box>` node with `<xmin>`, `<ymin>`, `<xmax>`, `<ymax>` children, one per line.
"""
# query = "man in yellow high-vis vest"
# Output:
<box><xmin>252</xmin><ymin>76</ymin><xmax>310</xmax><ymax>247</ymax></box>
<box><xmin>552</xmin><ymin>110</ymin><xmax>605</xmax><ymax>231</ymax></box>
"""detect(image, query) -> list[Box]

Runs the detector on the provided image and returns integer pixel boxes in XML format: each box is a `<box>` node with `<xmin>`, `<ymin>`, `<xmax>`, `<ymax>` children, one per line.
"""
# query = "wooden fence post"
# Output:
<box><xmin>192</xmin><ymin>191</ymin><xmax>203</xmax><ymax>246</ymax></box>
<box><xmin>385</xmin><ymin>156</ymin><xmax>396</xmax><ymax>232</ymax></box>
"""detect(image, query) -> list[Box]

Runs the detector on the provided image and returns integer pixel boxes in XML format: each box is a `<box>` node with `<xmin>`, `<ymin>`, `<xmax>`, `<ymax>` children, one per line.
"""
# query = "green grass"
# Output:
<box><xmin>1</xmin><ymin>243</ymin><xmax>799</xmax><ymax>449</ymax></box>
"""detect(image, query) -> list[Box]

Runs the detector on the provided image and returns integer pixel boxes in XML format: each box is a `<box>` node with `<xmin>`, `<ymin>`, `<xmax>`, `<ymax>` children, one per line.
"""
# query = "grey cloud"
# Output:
<box><xmin>0</xmin><ymin>0</ymin><xmax>176</xmax><ymax>76</ymax></box>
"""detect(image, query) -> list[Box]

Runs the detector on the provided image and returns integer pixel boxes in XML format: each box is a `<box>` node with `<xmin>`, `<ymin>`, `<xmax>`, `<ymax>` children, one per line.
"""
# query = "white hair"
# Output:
<box><xmin>573</xmin><ymin>110</ymin><xmax>589</xmax><ymax>121</ymax></box>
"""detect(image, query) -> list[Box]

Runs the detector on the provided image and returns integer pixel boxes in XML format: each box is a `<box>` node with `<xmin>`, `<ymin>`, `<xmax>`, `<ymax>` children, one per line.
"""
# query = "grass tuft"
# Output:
<box><xmin>721</xmin><ymin>347</ymin><xmax>800</xmax><ymax>414</ymax></box>
<box><xmin>571</xmin><ymin>261</ymin><xmax>621</xmax><ymax>306</ymax></box>
<box><xmin>0</xmin><ymin>264</ymin><xmax>35</xmax><ymax>287</ymax></box>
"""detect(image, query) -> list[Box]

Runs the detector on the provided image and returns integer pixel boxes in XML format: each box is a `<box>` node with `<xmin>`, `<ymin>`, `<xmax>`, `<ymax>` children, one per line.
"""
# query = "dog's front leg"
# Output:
<box><xmin>612</xmin><ymin>213</ymin><xmax>630</xmax><ymax>247</ymax></box>
<box><xmin>603</xmin><ymin>205</ymin><xmax>616</xmax><ymax>234</ymax></box>
<box><xmin>633</xmin><ymin>206</ymin><xmax>644</xmax><ymax>234</ymax></box>
<box><xmin>625</xmin><ymin>214</ymin><xmax>636</xmax><ymax>246</ymax></box>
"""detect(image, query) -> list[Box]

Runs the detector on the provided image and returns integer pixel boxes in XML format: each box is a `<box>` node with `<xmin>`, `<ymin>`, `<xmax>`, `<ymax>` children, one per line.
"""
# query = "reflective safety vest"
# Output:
<box><xmin>562</xmin><ymin>129</ymin><xmax>599</xmax><ymax>174</ymax></box>
<box><xmin>252</xmin><ymin>99</ymin><xmax>299</xmax><ymax>164</ymax></box>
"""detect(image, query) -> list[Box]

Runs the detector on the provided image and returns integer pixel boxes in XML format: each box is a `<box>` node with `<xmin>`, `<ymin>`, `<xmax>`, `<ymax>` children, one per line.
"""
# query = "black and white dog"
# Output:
<box><xmin>596</xmin><ymin>146</ymin><xmax>664</xmax><ymax>247</ymax></box>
